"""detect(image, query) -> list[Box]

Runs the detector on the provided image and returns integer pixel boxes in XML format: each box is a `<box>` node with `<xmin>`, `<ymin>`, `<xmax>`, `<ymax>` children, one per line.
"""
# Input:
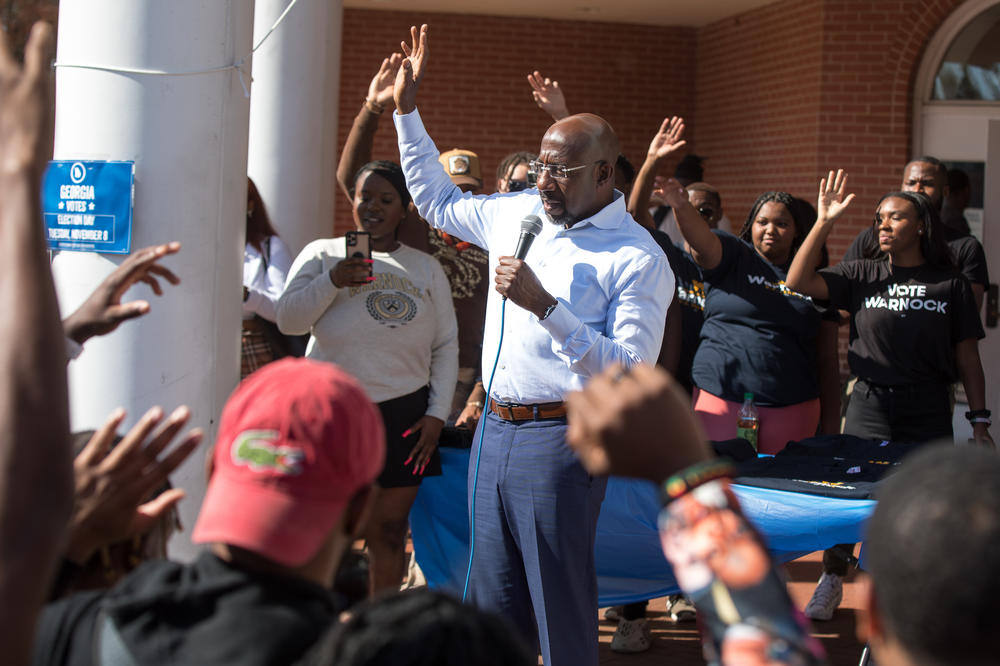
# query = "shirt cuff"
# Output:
<box><xmin>537</xmin><ymin>300</ymin><xmax>581</xmax><ymax>346</ymax></box>
<box><xmin>64</xmin><ymin>336</ymin><xmax>83</xmax><ymax>362</ymax></box>
<box><xmin>244</xmin><ymin>287</ymin><xmax>264</xmax><ymax>313</ymax></box>
<box><xmin>393</xmin><ymin>107</ymin><xmax>424</xmax><ymax>142</ymax></box>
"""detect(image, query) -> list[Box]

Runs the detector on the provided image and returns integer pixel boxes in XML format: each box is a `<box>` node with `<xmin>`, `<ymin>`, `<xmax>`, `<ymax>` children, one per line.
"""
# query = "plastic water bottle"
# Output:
<box><xmin>737</xmin><ymin>392</ymin><xmax>759</xmax><ymax>451</ymax></box>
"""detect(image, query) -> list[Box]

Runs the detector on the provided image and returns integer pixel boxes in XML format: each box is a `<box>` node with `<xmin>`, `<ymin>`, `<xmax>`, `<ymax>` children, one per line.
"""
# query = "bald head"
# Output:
<box><xmin>544</xmin><ymin>113</ymin><xmax>620</xmax><ymax>165</ymax></box>
<box><xmin>535</xmin><ymin>114</ymin><xmax>618</xmax><ymax>227</ymax></box>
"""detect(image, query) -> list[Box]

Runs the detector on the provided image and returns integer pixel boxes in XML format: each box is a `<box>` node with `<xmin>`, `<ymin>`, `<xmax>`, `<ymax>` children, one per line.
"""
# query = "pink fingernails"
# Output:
<box><xmin>402</xmin><ymin>428</ymin><xmax>412</xmax><ymax>438</ymax></box>
<box><xmin>404</xmin><ymin>456</ymin><xmax>413</xmax><ymax>465</ymax></box>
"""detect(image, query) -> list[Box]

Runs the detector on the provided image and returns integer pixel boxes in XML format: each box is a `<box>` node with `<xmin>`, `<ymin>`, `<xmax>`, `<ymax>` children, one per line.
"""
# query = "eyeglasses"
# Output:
<box><xmin>507</xmin><ymin>179</ymin><xmax>531</xmax><ymax>192</ymax></box>
<box><xmin>527</xmin><ymin>160</ymin><xmax>598</xmax><ymax>181</ymax></box>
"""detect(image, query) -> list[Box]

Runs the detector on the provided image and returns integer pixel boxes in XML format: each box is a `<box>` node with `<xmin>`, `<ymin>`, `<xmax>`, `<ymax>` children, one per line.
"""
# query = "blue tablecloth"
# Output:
<box><xmin>410</xmin><ymin>448</ymin><xmax>876</xmax><ymax>605</ymax></box>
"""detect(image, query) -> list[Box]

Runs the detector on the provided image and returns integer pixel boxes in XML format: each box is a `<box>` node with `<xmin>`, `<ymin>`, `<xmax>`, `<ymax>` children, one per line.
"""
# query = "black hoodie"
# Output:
<box><xmin>32</xmin><ymin>552</ymin><xmax>338</xmax><ymax>666</ymax></box>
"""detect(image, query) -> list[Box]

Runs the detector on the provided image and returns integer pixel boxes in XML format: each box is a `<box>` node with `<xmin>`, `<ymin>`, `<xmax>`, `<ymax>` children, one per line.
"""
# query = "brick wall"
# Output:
<box><xmin>694</xmin><ymin>0</ymin><xmax>825</xmax><ymax>236</ymax></box>
<box><xmin>335</xmin><ymin>9</ymin><xmax>696</xmax><ymax>234</ymax></box>
<box><xmin>693</xmin><ymin>0</ymin><xmax>965</xmax><ymax>377</ymax></box>
<box><xmin>816</xmin><ymin>0</ymin><xmax>964</xmax><ymax>257</ymax></box>
<box><xmin>695</xmin><ymin>0</ymin><xmax>964</xmax><ymax>260</ymax></box>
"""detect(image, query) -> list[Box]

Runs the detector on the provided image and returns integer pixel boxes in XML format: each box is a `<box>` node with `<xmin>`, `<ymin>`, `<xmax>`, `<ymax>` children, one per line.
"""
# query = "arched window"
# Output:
<box><xmin>933</xmin><ymin>4</ymin><xmax>1000</xmax><ymax>100</ymax></box>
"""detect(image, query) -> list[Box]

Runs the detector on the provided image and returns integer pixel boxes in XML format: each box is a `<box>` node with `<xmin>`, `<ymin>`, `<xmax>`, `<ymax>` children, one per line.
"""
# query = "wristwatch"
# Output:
<box><xmin>539</xmin><ymin>302</ymin><xmax>558</xmax><ymax>321</ymax></box>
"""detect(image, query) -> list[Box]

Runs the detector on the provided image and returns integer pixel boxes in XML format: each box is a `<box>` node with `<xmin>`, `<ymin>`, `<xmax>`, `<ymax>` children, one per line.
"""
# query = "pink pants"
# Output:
<box><xmin>693</xmin><ymin>388</ymin><xmax>820</xmax><ymax>455</ymax></box>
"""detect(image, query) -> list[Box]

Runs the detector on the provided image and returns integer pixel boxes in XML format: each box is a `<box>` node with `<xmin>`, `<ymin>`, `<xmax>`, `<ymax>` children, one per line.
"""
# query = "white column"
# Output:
<box><xmin>248</xmin><ymin>0</ymin><xmax>343</xmax><ymax>257</ymax></box>
<box><xmin>51</xmin><ymin>1</ymin><xmax>255</xmax><ymax>560</ymax></box>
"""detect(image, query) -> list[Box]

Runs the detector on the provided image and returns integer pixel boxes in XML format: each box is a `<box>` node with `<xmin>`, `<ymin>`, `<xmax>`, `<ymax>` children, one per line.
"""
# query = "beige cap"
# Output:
<box><xmin>438</xmin><ymin>148</ymin><xmax>482</xmax><ymax>188</ymax></box>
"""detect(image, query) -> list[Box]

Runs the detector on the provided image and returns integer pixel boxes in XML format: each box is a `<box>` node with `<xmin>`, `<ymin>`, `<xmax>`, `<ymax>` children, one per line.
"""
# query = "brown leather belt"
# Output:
<box><xmin>488</xmin><ymin>397</ymin><xmax>567</xmax><ymax>422</ymax></box>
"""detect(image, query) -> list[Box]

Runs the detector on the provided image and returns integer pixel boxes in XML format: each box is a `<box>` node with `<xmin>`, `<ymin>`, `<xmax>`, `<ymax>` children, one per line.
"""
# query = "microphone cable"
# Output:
<box><xmin>462</xmin><ymin>298</ymin><xmax>506</xmax><ymax>602</ymax></box>
<box><xmin>461</xmin><ymin>214</ymin><xmax>539</xmax><ymax>602</ymax></box>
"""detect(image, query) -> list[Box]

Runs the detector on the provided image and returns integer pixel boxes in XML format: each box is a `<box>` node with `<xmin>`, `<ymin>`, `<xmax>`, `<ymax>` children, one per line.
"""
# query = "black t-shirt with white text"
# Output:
<box><xmin>819</xmin><ymin>260</ymin><xmax>984</xmax><ymax>386</ymax></box>
<box><xmin>692</xmin><ymin>232</ymin><xmax>834</xmax><ymax>406</ymax></box>
<box><xmin>843</xmin><ymin>226</ymin><xmax>989</xmax><ymax>288</ymax></box>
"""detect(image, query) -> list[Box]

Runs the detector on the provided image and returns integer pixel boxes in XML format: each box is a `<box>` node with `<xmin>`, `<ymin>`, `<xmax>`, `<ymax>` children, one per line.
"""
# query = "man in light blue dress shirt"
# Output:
<box><xmin>392</xmin><ymin>25</ymin><xmax>673</xmax><ymax>665</ymax></box>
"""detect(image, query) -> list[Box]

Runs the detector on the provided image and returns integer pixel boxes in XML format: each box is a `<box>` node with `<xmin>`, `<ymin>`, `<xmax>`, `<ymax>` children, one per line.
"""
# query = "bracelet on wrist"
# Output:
<box><xmin>659</xmin><ymin>458</ymin><xmax>736</xmax><ymax>506</ymax></box>
<box><xmin>363</xmin><ymin>97</ymin><xmax>385</xmax><ymax>115</ymax></box>
<box><xmin>466</xmin><ymin>400</ymin><xmax>484</xmax><ymax>408</ymax></box>
<box><xmin>970</xmin><ymin>417</ymin><xmax>992</xmax><ymax>426</ymax></box>
<box><xmin>966</xmin><ymin>409</ymin><xmax>992</xmax><ymax>423</ymax></box>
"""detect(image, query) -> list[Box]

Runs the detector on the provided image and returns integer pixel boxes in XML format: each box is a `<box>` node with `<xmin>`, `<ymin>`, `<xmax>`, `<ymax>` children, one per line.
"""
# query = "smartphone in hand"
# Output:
<box><xmin>346</xmin><ymin>231</ymin><xmax>372</xmax><ymax>277</ymax></box>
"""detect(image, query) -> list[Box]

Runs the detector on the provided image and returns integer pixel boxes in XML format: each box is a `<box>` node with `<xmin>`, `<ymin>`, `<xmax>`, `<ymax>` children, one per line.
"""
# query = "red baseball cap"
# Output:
<box><xmin>193</xmin><ymin>358</ymin><xmax>385</xmax><ymax>566</ymax></box>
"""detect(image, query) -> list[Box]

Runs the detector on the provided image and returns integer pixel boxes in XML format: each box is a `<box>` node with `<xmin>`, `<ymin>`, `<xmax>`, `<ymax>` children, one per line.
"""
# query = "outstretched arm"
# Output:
<box><xmin>527</xmin><ymin>71</ymin><xmax>570</xmax><ymax>122</ymax></box>
<box><xmin>567</xmin><ymin>365</ymin><xmax>827</xmax><ymax>665</ymax></box>
<box><xmin>787</xmin><ymin>170</ymin><xmax>855</xmax><ymax>299</ymax></box>
<box><xmin>336</xmin><ymin>53</ymin><xmax>402</xmax><ymax>202</ymax></box>
<box><xmin>655</xmin><ymin>177</ymin><xmax>723</xmax><ymax>270</ymax></box>
<box><xmin>63</xmin><ymin>242</ymin><xmax>181</xmax><ymax>347</ymax></box>
<box><xmin>0</xmin><ymin>22</ymin><xmax>74</xmax><ymax>666</ymax></box>
<box><xmin>63</xmin><ymin>406</ymin><xmax>202</xmax><ymax>568</ymax></box>
<box><xmin>629</xmin><ymin>116</ymin><xmax>687</xmax><ymax>231</ymax></box>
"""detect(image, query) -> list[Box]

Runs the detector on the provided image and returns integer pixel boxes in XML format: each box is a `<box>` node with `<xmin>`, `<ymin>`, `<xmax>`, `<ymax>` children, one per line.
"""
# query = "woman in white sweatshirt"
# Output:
<box><xmin>278</xmin><ymin>160</ymin><xmax>458</xmax><ymax>596</ymax></box>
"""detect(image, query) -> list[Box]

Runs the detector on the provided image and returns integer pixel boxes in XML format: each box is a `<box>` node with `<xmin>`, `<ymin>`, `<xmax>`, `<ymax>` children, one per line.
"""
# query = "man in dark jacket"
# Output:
<box><xmin>32</xmin><ymin>358</ymin><xmax>386</xmax><ymax>665</ymax></box>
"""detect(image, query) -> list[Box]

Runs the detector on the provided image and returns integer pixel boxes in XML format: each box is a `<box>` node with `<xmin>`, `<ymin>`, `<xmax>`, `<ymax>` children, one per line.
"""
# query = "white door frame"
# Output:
<box><xmin>912</xmin><ymin>0</ymin><xmax>1000</xmax><ymax>437</ymax></box>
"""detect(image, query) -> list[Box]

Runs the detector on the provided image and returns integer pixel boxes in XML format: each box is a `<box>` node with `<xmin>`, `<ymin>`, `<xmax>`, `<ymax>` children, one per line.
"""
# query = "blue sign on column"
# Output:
<box><xmin>42</xmin><ymin>160</ymin><xmax>135</xmax><ymax>254</ymax></box>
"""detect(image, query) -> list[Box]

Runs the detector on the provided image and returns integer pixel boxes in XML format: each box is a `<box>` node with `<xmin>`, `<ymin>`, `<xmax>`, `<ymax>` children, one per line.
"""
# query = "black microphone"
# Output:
<box><xmin>513</xmin><ymin>214</ymin><xmax>543</xmax><ymax>261</ymax></box>
<box><xmin>503</xmin><ymin>215</ymin><xmax>544</xmax><ymax>302</ymax></box>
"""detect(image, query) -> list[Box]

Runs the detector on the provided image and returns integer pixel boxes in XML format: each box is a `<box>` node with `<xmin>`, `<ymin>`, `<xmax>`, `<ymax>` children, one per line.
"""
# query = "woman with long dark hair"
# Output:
<box><xmin>277</xmin><ymin>160</ymin><xmax>457</xmax><ymax>596</ymax></box>
<box><xmin>659</xmin><ymin>179</ymin><xmax>841</xmax><ymax>453</ymax></box>
<box><xmin>241</xmin><ymin>177</ymin><xmax>292</xmax><ymax>379</ymax></box>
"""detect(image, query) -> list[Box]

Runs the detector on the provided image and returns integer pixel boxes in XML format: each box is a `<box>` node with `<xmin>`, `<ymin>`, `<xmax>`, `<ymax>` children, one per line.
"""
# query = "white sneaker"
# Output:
<box><xmin>610</xmin><ymin>618</ymin><xmax>651</xmax><ymax>653</ymax></box>
<box><xmin>804</xmin><ymin>572</ymin><xmax>843</xmax><ymax>621</ymax></box>
<box><xmin>667</xmin><ymin>594</ymin><xmax>697</xmax><ymax>622</ymax></box>
<box><xmin>603</xmin><ymin>605</ymin><xmax>623</xmax><ymax>622</ymax></box>
<box><xmin>400</xmin><ymin>551</ymin><xmax>426</xmax><ymax>590</ymax></box>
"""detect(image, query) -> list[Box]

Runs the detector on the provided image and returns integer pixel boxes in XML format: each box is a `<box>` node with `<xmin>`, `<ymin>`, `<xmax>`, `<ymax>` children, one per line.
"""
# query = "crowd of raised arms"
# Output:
<box><xmin>3</xmin><ymin>19</ymin><xmax>997</xmax><ymax>666</ymax></box>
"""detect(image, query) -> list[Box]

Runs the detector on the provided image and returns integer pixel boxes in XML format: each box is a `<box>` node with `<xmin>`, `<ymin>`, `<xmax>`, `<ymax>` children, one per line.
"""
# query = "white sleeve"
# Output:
<box><xmin>64</xmin><ymin>336</ymin><xmax>83</xmax><ymax>363</ymax></box>
<box><xmin>244</xmin><ymin>236</ymin><xmax>293</xmax><ymax>323</ymax></box>
<box><xmin>539</xmin><ymin>253</ymin><xmax>674</xmax><ymax>375</ymax></box>
<box><xmin>276</xmin><ymin>240</ymin><xmax>340</xmax><ymax>336</ymax></box>
<box><xmin>394</xmin><ymin>108</ymin><xmax>500</xmax><ymax>251</ymax></box>
<box><xmin>424</xmin><ymin>259</ymin><xmax>459</xmax><ymax>422</ymax></box>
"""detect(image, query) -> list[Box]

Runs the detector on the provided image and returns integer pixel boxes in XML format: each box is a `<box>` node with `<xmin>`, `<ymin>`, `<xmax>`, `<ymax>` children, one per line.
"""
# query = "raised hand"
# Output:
<box><xmin>393</xmin><ymin>24</ymin><xmax>428</xmax><ymax>115</ymax></box>
<box><xmin>527</xmin><ymin>71</ymin><xmax>570</xmax><ymax>121</ymax></box>
<box><xmin>817</xmin><ymin>169</ymin><xmax>855</xmax><ymax>224</ymax></box>
<box><xmin>566</xmin><ymin>363</ymin><xmax>712</xmax><ymax>482</ymax></box>
<box><xmin>647</xmin><ymin>116</ymin><xmax>687</xmax><ymax>164</ymax></box>
<box><xmin>63</xmin><ymin>242</ymin><xmax>181</xmax><ymax>345</ymax></box>
<box><xmin>64</xmin><ymin>406</ymin><xmax>202</xmax><ymax>566</ymax></box>
<box><xmin>0</xmin><ymin>21</ymin><xmax>54</xmax><ymax>180</ymax></box>
<box><xmin>653</xmin><ymin>176</ymin><xmax>689</xmax><ymax>210</ymax></box>
<box><xmin>367</xmin><ymin>53</ymin><xmax>402</xmax><ymax>110</ymax></box>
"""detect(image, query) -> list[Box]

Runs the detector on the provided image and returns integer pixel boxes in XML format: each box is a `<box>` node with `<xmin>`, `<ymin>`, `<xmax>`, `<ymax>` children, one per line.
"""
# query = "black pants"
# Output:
<box><xmin>843</xmin><ymin>379</ymin><xmax>952</xmax><ymax>443</ymax></box>
<box><xmin>825</xmin><ymin>379</ymin><xmax>952</xmax><ymax>575</ymax></box>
